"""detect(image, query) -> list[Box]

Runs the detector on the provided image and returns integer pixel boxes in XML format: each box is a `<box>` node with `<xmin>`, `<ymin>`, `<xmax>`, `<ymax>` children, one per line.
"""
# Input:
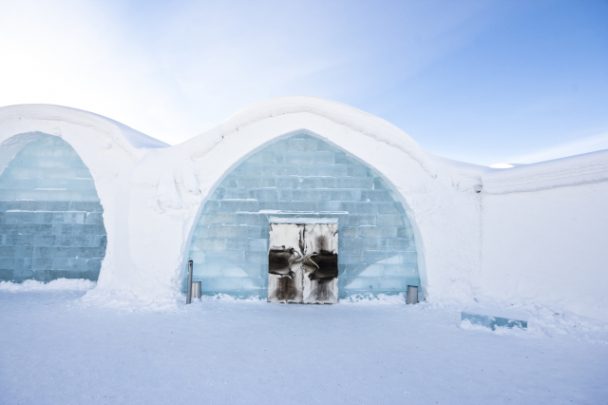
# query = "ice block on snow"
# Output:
<box><xmin>461</xmin><ymin>311</ymin><xmax>528</xmax><ymax>331</ymax></box>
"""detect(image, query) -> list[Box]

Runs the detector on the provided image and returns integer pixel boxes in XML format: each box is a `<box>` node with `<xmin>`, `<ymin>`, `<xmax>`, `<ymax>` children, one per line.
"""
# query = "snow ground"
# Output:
<box><xmin>1</xmin><ymin>286</ymin><xmax>607</xmax><ymax>405</ymax></box>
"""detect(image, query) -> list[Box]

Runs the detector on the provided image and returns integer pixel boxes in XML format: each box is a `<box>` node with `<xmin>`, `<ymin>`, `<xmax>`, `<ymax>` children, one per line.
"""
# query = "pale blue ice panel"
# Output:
<box><xmin>187</xmin><ymin>132</ymin><xmax>420</xmax><ymax>298</ymax></box>
<box><xmin>0</xmin><ymin>133</ymin><xmax>107</xmax><ymax>282</ymax></box>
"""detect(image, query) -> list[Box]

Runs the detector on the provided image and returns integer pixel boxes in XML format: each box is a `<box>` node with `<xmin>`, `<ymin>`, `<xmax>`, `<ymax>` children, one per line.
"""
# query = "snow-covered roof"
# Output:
<box><xmin>177</xmin><ymin>96</ymin><xmax>436</xmax><ymax>175</ymax></box>
<box><xmin>0</xmin><ymin>104</ymin><xmax>168</xmax><ymax>151</ymax></box>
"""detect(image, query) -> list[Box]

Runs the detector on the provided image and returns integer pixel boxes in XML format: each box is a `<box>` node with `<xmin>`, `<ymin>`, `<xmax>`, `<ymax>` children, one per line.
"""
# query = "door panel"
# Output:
<box><xmin>268</xmin><ymin>223</ymin><xmax>303</xmax><ymax>303</ymax></box>
<box><xmin>268</xmin><ymin>221</ymin><xmax>338</xmax><ymax>304</ymax></box>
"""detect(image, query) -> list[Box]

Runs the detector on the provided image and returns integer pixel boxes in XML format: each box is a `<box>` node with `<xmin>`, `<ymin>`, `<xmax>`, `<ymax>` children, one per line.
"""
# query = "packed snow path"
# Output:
<box><xmin>1</xmin><ymin>290</ymin><xmax>607</xmax><ymax>405</ymax></box>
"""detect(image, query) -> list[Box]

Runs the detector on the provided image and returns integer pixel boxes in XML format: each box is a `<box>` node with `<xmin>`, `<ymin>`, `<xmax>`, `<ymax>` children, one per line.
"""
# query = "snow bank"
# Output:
<box><xmin>0</xmin><ymin>278</ymin><xmax>95</xmax><ymax>292</ymax></box>
<box><xmin>341</xmin><ymin>292</ymin><xmax>408</xmax><ymax>305</ymax></box>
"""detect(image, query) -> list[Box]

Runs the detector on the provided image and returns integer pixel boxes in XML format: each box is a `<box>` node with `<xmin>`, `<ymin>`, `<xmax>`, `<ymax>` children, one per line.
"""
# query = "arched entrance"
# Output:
<box><xmin>0</xmin><ymin>133</ymin><xmax>107</xmax><ymax>282</ymax></box>
<box><xmin>186</xmin><ymin>132</ymin><xmax>421</xmax><ymax>299</ymax></box>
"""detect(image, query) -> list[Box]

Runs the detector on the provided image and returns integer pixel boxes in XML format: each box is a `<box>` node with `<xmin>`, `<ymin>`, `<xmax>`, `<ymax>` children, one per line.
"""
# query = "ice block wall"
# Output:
<box><xmin>0</xmin><ymin>133</ymin><xmax>107</xmax><ymax>282</ymax></box>
<box><xmin>187</xmin><ymin>132</ymin><xmax>420</xmax><ymax>298</ymax></box>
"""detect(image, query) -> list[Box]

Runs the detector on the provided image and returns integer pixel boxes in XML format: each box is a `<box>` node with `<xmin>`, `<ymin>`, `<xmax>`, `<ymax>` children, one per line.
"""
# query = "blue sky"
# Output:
<box><xmin>0</xmin><ymin>0</ymin><xmax>606</xmax><ymax>165</ymax></box>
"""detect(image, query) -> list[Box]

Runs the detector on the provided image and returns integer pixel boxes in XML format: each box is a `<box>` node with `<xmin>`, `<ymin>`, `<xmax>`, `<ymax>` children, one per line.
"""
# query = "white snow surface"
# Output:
<box><xmin>1</xmin><ymin>290</ymin><xmax>607</xmax><ymax>405</ymax></box>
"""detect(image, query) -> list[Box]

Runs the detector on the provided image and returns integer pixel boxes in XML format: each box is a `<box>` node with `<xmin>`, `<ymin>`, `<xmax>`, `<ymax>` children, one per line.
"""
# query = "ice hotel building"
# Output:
<box><xmin>0</xmin><ymin>98</ymin><xmax>606</xmax><ymax>318</ymax></box>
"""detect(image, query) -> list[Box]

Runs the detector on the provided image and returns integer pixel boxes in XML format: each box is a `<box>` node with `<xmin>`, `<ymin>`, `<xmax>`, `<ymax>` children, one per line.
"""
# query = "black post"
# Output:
<box><xmin>186</xmin><ymin>259</ymin><xmax>194</xmax><ymax>304</ymax></box>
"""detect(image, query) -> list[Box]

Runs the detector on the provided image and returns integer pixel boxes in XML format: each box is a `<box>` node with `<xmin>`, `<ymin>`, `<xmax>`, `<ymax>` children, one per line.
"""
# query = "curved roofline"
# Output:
<box><xmin>3</xmin><ymin>99</ymin><xmax>606</xmax><ymax>192</ymax></box>
<box><xmin>177</xmin><ymin>96</ymin><xmax>434</xmax><ymax>172</ymax></box>
<box><xmin>0</xmin><ymin>103</ymin><xmax>168</xmax><ymax>151</ymax></box>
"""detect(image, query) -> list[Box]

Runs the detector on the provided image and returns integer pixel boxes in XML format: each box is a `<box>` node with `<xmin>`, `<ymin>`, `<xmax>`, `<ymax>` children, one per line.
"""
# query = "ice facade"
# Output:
<box><xmin>187</xmin><ymin>132</ymin><xmax>420</xmax><ymax>298</ymax></box>
<box><xmin>0</xmin><ymin>133</ymin><xmax>106</xmax><ymax>282</ymax></box>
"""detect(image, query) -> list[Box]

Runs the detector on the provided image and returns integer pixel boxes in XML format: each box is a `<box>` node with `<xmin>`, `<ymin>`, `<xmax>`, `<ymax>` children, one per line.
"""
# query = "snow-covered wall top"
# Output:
<box><xmin>482</xmin><ymin>149</ymin><xmax>608</xmax><ymax>194</ymax></box>
<box><xmin>0</xmin><ymin>98</ymin><xmax>606</xmax><ymax>321</ymax></box>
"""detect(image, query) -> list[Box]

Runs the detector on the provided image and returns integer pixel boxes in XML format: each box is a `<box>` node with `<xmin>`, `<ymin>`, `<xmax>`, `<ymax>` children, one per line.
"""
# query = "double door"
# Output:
<box><xmin>267</xmin><ymin>221</ymin><xmax>338</xmax><ymax>304</ymax></box>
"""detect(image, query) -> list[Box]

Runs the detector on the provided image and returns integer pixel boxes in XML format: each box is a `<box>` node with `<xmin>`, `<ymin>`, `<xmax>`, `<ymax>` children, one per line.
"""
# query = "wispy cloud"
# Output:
<box><xmin>6</xmin><ymin>0</ymin><xmax>599</xmax><ymax>165</ymax></box>
<box><xmin>0</xmin><ymin>0</ymin><xmax>191</xmax><ymax>141</ymax></box>
<box><xmin>0</xmin><ymin>0</ymin><xmax>499</xmax><ymax>144</ymax></box>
